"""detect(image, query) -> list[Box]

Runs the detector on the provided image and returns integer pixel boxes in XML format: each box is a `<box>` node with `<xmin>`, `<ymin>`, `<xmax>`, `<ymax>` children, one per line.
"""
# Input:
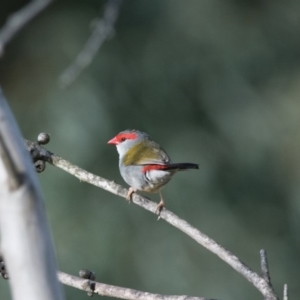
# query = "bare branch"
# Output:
<box><xmin>58</xmin><ymin>271</ymin><xmax>215</xmax><ymax>300</ymax></box>
<box><xmin>260</xmin><ymin>250</ymin><xmax>277</xmax><ymax>300</ymax></box>
<box><xmin>0</xmin><ymin>0</ymin><xmax>52</xmax><ymax>56</ymax></box>
<box><xmin>59</xmin><ymin>0</ymin><xmax>123</xmax><ymax>88</ymax></box>
<box><xmin>283</xmin><ymin>284</ymin><xmax>288</xmax><ymax>300</ymax></box>
<box><xmin>24</xmin><ymin>139</ymin><xmax>279</xmax><ymax>300</ymax></box>
<box><xmin>260</xmin><ymin>249</ymin><xmax>271</xmax><ymax>284</ymax></box>
<box><xmin>0</xmin><ymin>89</ymin><xmax>64</xmax><ymax>300</ymax></box>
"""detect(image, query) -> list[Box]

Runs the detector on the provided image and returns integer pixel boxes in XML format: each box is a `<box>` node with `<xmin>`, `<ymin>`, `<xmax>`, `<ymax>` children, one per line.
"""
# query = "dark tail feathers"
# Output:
<box><xmin>166</xmin><ymin>163</ymin><xmax>199</xmax><ymax>171</ymax></box>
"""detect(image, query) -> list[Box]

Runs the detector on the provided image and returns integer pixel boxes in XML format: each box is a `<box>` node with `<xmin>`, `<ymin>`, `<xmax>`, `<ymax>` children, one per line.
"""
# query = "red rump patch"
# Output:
<box><xmin>142</xmin><ymin>165</ymin><xmax>169</xmax><ymax>172</ymax></box>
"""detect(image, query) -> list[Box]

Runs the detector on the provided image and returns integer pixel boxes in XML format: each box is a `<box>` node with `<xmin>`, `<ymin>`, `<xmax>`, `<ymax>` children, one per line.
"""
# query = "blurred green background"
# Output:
<box><xmin>1</xmin><ymin>0</ymin><xmax>300</xmax><ymax>299</ymax></box>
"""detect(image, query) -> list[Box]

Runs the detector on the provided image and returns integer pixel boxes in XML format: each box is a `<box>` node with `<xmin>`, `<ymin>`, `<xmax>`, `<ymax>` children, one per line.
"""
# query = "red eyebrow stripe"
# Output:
<box><xmin>142</xmin><ymin>165</ymin><xmax>169</xmax><ymax>172</ymax></box>
<box><xmin>118</xmin><ymin>133</ymin><xmax>137</xmax><ymax>141</ymax></box>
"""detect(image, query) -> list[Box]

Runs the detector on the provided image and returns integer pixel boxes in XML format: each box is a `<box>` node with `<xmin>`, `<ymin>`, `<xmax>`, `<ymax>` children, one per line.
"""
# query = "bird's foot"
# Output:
<box><xmin>126</xmin><ymin>187</ymin><xmax>136</xmax><ymax>203</ymax></box>
<box><xmin>155</xmin><ymin>199</ymin><xmax>165</xmax><ymax>220</ymax></box>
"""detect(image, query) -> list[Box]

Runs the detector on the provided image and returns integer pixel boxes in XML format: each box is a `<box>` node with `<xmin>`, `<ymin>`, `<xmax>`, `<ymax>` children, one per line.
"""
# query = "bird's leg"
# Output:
<box><xmin>155</xmin><ymin>191</ymin><xmax>165</xmax><ymax>217</ymax></box>
<box><xmin>126</xmin><ymin>187</ymin><xmax>136</xmax><ymax>203</ymax></box>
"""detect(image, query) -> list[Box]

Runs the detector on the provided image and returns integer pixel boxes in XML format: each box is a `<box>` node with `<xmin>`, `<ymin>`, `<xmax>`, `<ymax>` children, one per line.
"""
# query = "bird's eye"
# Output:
<box><xmin>121</xmin><ymin>137</ymin><xmax>126</xmax><ymax>142</ymax></box>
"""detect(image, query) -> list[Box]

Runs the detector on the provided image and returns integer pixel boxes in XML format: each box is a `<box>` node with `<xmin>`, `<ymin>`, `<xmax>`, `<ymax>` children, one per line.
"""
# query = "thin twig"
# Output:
<box><xmin>24</xmin><ymin>139</ymin><xmax>279</xmax><ymax>300</ymax></box>
<box><xmin>260</xmin><ymin>250</ymin><xmax>277</xmax><ymax>300</ymax></box>
<box><xmin>58</xmin><ymin>271</ymin><xmax>215</xmax><ymax>300</ymax></box>
<box><xmin>283</xmin><ymin>284</ymin><xmax>288</xmax><ymax>300</ymax></box>
<box><xmin>59</xmin><ymin>0</ymin><xmax>123</xmax><ymax>88</ymax></box>
<box><xmin>260</xmin><ymin>249</ymin><xmax>271</xmax><ymax>284</ymax></box>
<box><xmin>0</xmin><ymin>0</ymin><xmax>52</xmax><ymax>56</ymax></box>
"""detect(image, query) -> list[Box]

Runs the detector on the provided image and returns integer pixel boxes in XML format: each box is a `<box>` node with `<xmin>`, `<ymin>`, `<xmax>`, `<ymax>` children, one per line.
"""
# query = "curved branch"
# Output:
<box><xmin>0</xmin><ymin>0</ymin><xmax>52</xmax><ymax>55</ymax></box>
<box><xmin>58</xmin><ymin>271</ymin><xmax>215</xmax><ymax>300</ymax></box>
<box><xmin>25</xmin><ymin>139</ymin><xmax>279</xmax><ymax>300</ymax></box>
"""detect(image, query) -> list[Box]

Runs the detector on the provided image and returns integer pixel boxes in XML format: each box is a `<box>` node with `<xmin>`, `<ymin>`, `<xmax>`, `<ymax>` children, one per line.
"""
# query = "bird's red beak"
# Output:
<box><xmin>107</xmin><ymin>136</ymin><xmax>118</xmax><ymax>145</ymax></box>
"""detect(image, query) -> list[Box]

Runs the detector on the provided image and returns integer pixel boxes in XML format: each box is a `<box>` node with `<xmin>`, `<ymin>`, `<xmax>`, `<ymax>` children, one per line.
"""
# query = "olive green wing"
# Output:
<box><xmin>123</xmin><ymin>140</ymin><xmax>171</xmax><ymax>166</ymax></box>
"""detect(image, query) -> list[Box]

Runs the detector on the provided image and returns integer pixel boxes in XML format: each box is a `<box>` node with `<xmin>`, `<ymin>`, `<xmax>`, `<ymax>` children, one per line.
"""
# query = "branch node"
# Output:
<box><xmin>25</xmin><ymin>133</ymin><xmax>52</xmax><ymax>173</ymax></box>
<box><xmin>0</xmin><ymin>254</ymin><xmax>9</xmax><ymax>280</ymax></box>
<box><xmin>37</xmin><ymin>132</ymin><xmax>50</xmax><ymax>145</ymax></box>
<box><xmin>35</xmin><ymin>160</ymin><xmax>46</xmax><ymax>173</ymax></box>
<box><xmin>79</xmin><ymin>269</ymin><xmax>96</xmax><ymax>296</ymax></box>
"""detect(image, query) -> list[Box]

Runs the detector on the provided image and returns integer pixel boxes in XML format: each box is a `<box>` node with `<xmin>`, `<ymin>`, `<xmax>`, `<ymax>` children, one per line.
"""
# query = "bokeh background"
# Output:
<box><xmin>1</xmin><ymin>0</ymin><xmax>300</xmax><ymax>299</ymax></box>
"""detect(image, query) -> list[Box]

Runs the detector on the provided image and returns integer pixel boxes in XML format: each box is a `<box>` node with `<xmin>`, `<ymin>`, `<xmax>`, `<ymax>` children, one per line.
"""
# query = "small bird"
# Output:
<box><xmin>108</xmin><ymin>129</ymin><xmax>199</xmax><ymax>215</ymax></box>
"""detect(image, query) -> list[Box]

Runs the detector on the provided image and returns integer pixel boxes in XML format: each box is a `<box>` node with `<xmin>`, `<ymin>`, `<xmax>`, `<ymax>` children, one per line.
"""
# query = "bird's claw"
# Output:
<box><xmin>126</xmin><ymin>194</ymin><xmax>132</xmax><ymax>203</ymax></box>
<box><xmin>155</xmin><ymin>202</ymin><xmax>164</xmax><ymax>220</ymax></box>
<box><xmin>126</xmin><ymin>187</ymin><xmax>136</xmax><ymax>203</ymax></box>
